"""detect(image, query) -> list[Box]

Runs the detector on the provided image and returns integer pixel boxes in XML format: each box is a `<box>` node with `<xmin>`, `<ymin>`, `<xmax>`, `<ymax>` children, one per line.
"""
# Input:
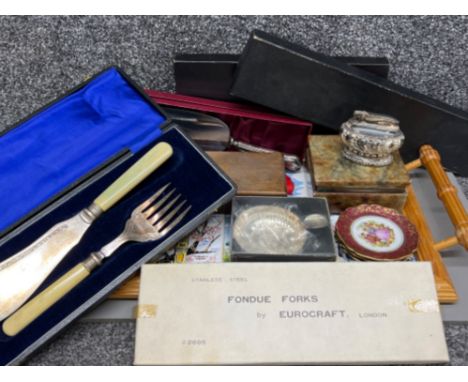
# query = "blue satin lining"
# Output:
<box><xmin>0</xmin><ymin>67</ymin><xmax>165</xmax><ymax>232</ymax></box>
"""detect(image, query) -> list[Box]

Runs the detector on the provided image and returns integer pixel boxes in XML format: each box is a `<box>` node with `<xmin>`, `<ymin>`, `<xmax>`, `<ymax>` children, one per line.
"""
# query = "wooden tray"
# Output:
<box><xmin>110</xmin><ymin>145</ymin><xmax>467</xmax><ymax>303</ymax></box>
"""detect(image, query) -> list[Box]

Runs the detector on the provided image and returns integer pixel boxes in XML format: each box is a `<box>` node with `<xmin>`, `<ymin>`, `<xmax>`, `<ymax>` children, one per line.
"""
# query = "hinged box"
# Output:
<box><xmin>0</xmin><ymin>67</ymin><xmax>236</xmax><ymax>365</ymax></box>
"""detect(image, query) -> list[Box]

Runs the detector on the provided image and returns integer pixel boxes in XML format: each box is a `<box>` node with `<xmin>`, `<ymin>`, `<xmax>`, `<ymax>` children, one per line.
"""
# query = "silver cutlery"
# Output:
<box><xmin>0</xmin><ymin>142</ymin><xmax>173</xmax><ymax>322</ymax></box>
<box><xmin>3</xmin><ymin>183</ymin><xmax>190</xmax><ymax>336</ymax></box>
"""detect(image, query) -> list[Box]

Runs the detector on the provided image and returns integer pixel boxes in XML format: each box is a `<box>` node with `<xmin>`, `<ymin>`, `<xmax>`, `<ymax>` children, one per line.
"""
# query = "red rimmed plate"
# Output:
<box><xmin>335</xmin><ymin>204</ymin><xmax>418</xmax><ymax>261</ymax></box>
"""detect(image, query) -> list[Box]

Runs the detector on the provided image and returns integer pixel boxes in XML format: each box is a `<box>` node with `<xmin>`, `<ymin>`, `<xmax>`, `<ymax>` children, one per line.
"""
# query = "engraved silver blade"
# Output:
<box><xmin>0</xmin><ymin>212</ymin><xmax>93</xmax><ymax>321</ymax></box>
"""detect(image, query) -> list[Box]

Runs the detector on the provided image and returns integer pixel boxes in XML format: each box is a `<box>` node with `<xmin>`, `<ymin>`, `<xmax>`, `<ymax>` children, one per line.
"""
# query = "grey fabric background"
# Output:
<box><xmin>0</xmin><ymin>15</ymin><xmax>467</xmax><ymax>365</ymax></box>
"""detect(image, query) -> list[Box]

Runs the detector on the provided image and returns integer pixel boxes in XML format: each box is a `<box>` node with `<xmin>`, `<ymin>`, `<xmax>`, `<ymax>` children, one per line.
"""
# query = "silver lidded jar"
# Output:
<box><xmin>340</xmin><ymin>110</ymin><xmax>405</xmax><ymax>167</ymax></box>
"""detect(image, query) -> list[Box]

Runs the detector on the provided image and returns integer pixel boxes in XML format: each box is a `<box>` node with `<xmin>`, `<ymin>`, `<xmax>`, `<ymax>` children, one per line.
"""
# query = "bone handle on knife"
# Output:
<box><xmin>2</xmin><ymin>262</ymin><xmax>91</xmax><ymax>336</ymax></box>
<box><xmin>93</xmin><ymin>142</ymin><xmax>173</xmax><ymax>212</ymax></box>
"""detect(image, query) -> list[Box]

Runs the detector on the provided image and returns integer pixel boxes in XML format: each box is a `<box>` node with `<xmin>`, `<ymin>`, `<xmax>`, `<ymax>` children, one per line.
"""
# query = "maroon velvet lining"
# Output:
<box><xmin>145</xmin><ymin>90</ymin><xmax>312</xmax><ymax>159</ymax></box>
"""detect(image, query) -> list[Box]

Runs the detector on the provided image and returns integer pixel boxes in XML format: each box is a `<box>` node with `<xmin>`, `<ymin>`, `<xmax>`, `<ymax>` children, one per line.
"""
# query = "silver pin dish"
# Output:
<box><xmin>233</xmin><ymin>206</ymin><xmax>307</xmax><ymax>254</ymax></box>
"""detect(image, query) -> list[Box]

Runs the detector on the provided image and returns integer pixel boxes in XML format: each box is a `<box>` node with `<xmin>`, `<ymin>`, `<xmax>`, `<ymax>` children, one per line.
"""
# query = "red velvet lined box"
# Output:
<box><xmin>145</xmin><ymin>90</ymin><xmax>312</xmax><ymax>160</ymax></box>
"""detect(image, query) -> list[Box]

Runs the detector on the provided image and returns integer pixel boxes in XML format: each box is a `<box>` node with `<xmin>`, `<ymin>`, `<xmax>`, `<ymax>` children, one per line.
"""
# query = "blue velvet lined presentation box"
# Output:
<box><xmin>0</xmin><ymin>67</ymin><xmax>236</xmax><ymax>365</ymax></box>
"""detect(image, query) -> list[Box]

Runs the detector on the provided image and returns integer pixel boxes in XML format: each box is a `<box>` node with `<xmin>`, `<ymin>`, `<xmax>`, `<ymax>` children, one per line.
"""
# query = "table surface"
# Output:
<box><xmin>1</xmin><ymin>15</ymin><xmax>467</xmax><ymax>365</ymax></box>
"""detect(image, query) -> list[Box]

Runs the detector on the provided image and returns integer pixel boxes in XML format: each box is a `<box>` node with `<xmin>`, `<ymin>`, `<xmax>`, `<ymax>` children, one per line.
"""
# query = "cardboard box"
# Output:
<box><xmin>135</xmin><ymin>262</ymin><xmax>448</xmax><ymax>365</ymax></box>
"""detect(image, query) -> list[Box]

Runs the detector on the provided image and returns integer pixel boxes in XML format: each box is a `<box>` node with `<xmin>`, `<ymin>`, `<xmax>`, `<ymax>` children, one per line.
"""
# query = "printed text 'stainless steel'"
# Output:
<box><xmin>0</xmin><ymin>142</ymin><xmax>173</xmax><ymax>322</ymax></box>
<box><xmin>3</xmin><ymin>184</ymin><xmax>190</xmax><ymax>336</ymax></box>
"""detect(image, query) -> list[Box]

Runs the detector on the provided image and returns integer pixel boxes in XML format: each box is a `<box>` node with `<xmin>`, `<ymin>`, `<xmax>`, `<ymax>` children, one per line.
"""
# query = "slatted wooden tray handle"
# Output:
<box><xmin>406</xmin><ymin>145</ymin><xmax>468</xmax><ymax>252</ymax></box>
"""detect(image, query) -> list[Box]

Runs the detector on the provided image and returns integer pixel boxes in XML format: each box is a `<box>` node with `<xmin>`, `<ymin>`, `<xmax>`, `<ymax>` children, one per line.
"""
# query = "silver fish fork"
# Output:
<box><xmin>3</xmin><ymin>183</ymin><xmax>191</xmax><ymax>336</ymax></box>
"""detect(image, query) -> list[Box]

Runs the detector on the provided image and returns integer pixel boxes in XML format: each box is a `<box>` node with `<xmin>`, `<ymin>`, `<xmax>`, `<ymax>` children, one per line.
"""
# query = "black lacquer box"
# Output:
<box><xmin>231</xmin><ymin>30</ymin><xmax>468</xmax><ymax>176</ymax></box>
<box><xmin>0</xmin><ymin>67</ymin><xmax>236</xmax><ymax>365</ymax></box>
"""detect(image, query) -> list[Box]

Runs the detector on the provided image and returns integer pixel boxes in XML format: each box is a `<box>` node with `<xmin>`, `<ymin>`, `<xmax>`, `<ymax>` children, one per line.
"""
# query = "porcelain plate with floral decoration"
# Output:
<box><xmin>335</xmin><ymin>204</ymin><xmax>418</xmax><ymax>261</ymax></box>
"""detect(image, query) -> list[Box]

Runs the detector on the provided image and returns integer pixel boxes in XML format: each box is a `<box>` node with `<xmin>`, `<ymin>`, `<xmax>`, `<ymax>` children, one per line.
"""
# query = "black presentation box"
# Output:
<box><xmin>0</xmin><ymin>67</ymin><xmax>236</xmax><ymax>365</ymax></box>
<box><xmin>174</xmin><ymin>53</ymin><xmax>390</xmax><ymax>101</ymax></box>
<box><xmin>231</xmin><ymin>30</ymin><xmax>468</xmax><ymax>176</ymax></box>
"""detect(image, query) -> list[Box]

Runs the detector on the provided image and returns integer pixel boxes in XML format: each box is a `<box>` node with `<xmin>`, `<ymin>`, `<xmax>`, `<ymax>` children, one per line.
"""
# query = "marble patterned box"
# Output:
<box><xmin>308</xmin><ymin>135</ymin><xmax>410</xmax><ymax>213</ymax></box>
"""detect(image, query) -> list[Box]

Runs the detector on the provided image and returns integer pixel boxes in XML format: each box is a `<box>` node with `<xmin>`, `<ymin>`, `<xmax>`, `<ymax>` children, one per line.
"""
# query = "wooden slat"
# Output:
<box><xmin>110</xmin><ymin>274</ymin><xmax>140</xmax><ymax>299</ymax></box>
<box><xmin>434</xmin><ymin>236</ymin><xmax>459</xmax><ymax>252</ymax></box>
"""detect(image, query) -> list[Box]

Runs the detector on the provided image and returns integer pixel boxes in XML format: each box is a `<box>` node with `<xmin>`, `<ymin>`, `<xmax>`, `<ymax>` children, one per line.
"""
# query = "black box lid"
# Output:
<box><xmin>231</xmin><ymin>30</ymin><xmax>468</xmax><ymax>176</ymax></box>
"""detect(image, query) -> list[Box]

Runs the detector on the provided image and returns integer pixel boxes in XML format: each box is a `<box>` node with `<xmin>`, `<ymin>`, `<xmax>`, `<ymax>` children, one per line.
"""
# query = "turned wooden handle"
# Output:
<box><xmin>419</xmin><ymin>145</ymin><xmax>468</xmax><ymax>250</ymax></box>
